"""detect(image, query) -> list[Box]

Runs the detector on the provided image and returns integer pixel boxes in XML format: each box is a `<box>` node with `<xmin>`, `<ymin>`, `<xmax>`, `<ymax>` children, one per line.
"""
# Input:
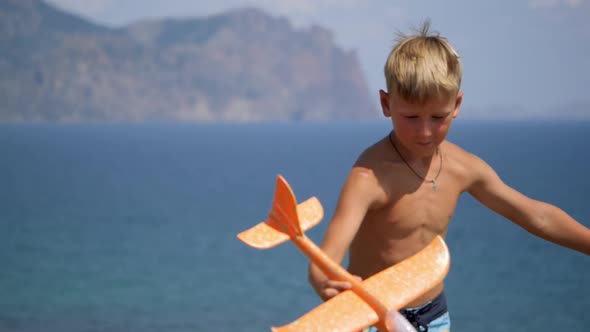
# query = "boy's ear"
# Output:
<box><xmin>452</xmin><ymin>91</ymin><xmax>463</xmax><ymax>118</ymax></box>
<box><xmin>380</xmin><ymin>90</ymin><xmax>392</xmax><ymax>117</ymax></box>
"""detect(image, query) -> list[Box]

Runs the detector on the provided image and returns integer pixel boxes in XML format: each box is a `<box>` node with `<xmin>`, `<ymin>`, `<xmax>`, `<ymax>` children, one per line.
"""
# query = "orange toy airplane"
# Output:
<box><xmin>238</xmin><ymin>176</ymin><xmax>450</xmax><ymax>332</ymax></box>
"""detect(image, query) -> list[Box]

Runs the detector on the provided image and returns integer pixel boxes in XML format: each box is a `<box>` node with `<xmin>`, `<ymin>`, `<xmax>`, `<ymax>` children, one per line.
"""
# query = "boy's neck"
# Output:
<box><xmin>388</xmin><ymin>131</ymin><xmax>443</xmax><ymax>190</ymax></box>
<box><xmin>389</xmin><ymin>131</ymin><xmax>439</xmax><ymax>165</ymax></box>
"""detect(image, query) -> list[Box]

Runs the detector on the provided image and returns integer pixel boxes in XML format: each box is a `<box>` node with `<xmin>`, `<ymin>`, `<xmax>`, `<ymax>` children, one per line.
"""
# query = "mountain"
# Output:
<box><xmin>0</xmin><ymin>0</ymin><xmax>377</xmax><ymax>123</ymax></box>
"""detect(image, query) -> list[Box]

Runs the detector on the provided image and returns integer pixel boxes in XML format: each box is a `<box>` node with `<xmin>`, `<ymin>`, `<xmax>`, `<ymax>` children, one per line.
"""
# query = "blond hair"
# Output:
<box><xmin>384</xmin><ymin>20</ymin><xmax>462</xmax><ymax>103</ymax></box>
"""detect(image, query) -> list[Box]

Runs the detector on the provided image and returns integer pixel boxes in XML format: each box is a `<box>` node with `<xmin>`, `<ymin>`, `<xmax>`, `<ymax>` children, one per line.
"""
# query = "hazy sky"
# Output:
<box><xmin>47</xmin><ymin>0</ymin><xmax>590</xmax><ymax>117</ymax></box>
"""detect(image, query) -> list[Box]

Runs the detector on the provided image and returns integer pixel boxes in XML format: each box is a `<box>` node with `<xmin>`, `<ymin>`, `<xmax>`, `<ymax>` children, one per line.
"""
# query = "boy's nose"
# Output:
<box><xmin>418</xmin><ymin>119</ymin><xmax>434</xmax><ymax>137</ymax></box>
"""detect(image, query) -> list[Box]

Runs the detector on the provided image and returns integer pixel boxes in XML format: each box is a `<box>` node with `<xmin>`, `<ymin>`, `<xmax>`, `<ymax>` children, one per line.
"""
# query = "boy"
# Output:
<box><xmin>307</xmin><ymin>21</ymin><xmax>590</xmax><ymax>332</ymax></box>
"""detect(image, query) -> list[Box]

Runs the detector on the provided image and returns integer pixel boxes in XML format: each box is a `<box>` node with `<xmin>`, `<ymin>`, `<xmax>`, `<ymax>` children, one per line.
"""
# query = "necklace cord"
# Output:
<box><xmin>388</xmin><ymin>132</ymin><xmax>443</xmax><ymax>185</ymax></box>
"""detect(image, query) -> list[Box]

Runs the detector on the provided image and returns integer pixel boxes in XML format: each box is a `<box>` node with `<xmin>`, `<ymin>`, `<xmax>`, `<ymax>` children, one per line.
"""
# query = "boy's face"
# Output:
<box><xmin>380</xmin><ymin>90</ymin><xmax>463</xmax><ymax>158</ymax></box>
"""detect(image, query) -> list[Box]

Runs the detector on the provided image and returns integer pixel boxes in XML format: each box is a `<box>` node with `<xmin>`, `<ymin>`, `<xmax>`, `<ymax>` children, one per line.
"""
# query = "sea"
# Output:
<box><xmin>1</xmin><ymin>121</ymin><xmax>589</xmax><ymax>332</ymax></box>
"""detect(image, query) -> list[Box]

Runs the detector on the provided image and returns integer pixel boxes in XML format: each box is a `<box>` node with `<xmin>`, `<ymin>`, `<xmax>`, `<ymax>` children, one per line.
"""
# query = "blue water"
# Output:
<box><xmin>1</xmin><ymin>122</ymin><xmax>589</xmax><ymax>331</ymax></box>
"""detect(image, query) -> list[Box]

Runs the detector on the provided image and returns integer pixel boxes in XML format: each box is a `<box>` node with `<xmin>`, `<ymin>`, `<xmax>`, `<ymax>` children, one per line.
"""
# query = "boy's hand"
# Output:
<box><xmin>315</xmin><ymin>275</ymin><xmax>363</xmax><ymax>301</ymax></box>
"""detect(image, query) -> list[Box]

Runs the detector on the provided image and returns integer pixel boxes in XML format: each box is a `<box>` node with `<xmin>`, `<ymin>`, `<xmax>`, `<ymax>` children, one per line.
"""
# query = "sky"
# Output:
<box><xmin>46</xmin><ymin>0</ymin><xmax>590</xmax><ymax>118</ymax></box>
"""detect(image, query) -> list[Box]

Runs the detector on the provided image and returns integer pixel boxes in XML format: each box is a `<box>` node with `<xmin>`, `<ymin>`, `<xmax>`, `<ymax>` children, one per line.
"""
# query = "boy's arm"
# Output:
<box><xmin>308</xmin><ymin>166</ymin><xmax>380</xmax><ymax>300</ymax></box>
<box><xmin>467</xmin><ymin>154</ymin><xmax>590</xmax><ymax>255</ymax></box>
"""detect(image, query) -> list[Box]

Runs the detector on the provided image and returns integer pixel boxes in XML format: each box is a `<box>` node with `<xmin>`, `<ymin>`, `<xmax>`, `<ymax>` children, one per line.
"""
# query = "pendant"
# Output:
<box><xmin>432</xmin><ymin>180</ymin><xmax>438</xmax><ymax>191</ymax></box>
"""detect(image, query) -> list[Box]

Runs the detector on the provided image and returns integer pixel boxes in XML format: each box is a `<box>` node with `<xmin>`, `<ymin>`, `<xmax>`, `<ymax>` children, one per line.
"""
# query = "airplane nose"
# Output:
<box><xmin>385</xmin><ymin>310</ymin><xmax>418</xmax><ymax>332</ymax></box>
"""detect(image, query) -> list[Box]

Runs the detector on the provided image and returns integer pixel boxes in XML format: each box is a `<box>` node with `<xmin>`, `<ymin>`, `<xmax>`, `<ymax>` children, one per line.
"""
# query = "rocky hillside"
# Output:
<box><xmin>0</xmin><ymin>0</ymin><xmax>377</xmax><ymax>122</ymax></box>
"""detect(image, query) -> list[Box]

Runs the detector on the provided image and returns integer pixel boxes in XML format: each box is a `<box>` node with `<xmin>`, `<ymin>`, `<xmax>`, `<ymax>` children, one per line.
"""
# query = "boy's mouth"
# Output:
<box><xmin>417</xmin><ymin>142</ymin><xmax>433</xmax><ymax>147</ymax></box>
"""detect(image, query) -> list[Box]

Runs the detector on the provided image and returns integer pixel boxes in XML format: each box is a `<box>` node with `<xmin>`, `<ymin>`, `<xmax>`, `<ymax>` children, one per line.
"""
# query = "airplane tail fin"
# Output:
<box><xmin>268</xmin><ymin>175</ymin><xmax>302</xmax><ymax>238</ymax></box>
<box><xmin>237</xmin><ymin>175</ymin><xmax>323</xmax><ymax>249</ymax></box>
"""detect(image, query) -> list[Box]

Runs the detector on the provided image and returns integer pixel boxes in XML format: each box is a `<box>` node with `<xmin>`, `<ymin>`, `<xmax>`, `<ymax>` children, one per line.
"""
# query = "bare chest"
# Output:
<box><xmin>369</xmin><ymin>182</ymin><xmax>460</xmax><ymax>238</ymax></box>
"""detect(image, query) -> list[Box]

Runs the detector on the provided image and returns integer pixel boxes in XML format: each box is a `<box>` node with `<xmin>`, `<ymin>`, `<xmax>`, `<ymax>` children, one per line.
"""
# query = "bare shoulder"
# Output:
<box><xmin>441</xmin><ymin>140</ymin><xmax>493</xmax><ymax>190</ymax></box>
<box><xmin>354</xmin><ymin>137</ymin><xmax>391</xmax><ymax>169</ymax></box>
<box><xmin>345</xmin><ymin>137</ymin><xmax>393</xmax><ymax>206</ymax></box>
<box><xmin>442</xmin><ymin>140</ymin><xmax>482</xmax><ymax>166</ymax></box>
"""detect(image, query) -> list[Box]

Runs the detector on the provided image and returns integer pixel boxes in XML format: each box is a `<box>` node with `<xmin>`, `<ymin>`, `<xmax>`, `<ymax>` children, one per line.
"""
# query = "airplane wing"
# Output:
<box><xmin>272</xmin><ymin>236</ymin><xmax>450</xmax><ymax>332</ymax></box>
<box><xmin>238</xmin><ymin>197</ymin><xmax>324</xmax><ymax>249</ymax></box>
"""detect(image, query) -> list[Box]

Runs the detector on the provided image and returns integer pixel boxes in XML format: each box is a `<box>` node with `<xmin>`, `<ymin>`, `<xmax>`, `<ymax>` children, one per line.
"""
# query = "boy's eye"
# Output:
<box><xmin>404</xmin><ymin>115</ymin><xmax>419</xmax><ymax>119</ymax></box>
<box><xmin>432</xmin><ymin>116</ymin><xmax>446</xmax><ymax>120</ymax></box>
